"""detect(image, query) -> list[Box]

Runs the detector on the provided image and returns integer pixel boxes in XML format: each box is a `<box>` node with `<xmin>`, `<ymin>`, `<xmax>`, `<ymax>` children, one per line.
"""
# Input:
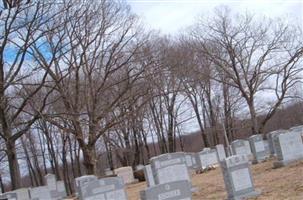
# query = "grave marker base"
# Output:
<box><xmin>273</xmin><ymin>157</ymin><xmax>303</xmax><ymax>168</ymax></box>
<box><xmin>228</xmin><ymin>190</ymin><xmax>261</xmax><ymax>200</ymax></box>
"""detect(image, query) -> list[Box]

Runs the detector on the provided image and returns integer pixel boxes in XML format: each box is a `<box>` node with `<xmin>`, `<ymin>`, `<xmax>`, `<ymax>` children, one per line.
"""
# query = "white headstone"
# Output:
<box><xmin>114</xmin><ymin>166</ymin><xmax>135</xmax><ymax>184</ymax></box>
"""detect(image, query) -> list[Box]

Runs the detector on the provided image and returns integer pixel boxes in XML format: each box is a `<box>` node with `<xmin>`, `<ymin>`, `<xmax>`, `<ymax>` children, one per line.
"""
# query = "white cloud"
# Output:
<box><xmin>127</xmin><ymin>0</ymin><xmax>303</xmax><ymax>34</ymax></box>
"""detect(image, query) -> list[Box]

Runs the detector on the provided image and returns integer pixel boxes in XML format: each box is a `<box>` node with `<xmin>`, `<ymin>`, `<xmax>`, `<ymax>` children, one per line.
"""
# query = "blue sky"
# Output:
<box><xmin>127</xmin><ymin>0</ymin><xmax>303</xmax><ymax>34</ymax></box>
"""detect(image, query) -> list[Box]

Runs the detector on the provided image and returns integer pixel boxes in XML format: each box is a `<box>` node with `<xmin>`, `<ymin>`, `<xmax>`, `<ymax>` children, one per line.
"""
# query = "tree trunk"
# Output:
<box><xmin>81</xmin><ymin>146</ymin><xmax>96</xmax><ymax>175</ymax></box>
<box><xmin>6</xmin><ymin>139</ymin><xmax>22</xmax><ymax>190</ymax></box>
<box><xmin>248</xmin><ymin>99</ymin><xmax>259</xmax><ymax>135</ymax></box>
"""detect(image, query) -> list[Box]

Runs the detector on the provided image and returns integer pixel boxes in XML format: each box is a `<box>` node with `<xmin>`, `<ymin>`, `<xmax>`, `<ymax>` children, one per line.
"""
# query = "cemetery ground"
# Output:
<box><xmin>126</xmin><ymin>159</ymin><xmax>303</xmax><ymax>200</ymax></box>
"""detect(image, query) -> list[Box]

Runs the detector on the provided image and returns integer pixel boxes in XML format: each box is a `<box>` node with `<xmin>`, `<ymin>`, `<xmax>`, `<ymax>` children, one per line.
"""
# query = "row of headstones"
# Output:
<box><xmin>0</xmin><ymin>174</ymin><xmax>67</xmax><ymax>200</ymax></box>
<box><xmin>140</xmin><ymin>125</ymin><xmax>303</xmax><ymax>200</ymax></box>
<box><xmin>2</xmin><ymin>126</ymin><xmax>301</xmax><ymax>200</ymax></box>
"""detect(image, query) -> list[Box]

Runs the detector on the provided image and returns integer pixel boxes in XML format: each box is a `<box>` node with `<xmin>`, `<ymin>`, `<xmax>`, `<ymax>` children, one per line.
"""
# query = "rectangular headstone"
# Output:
<box><xmin>157</xmin><ymin>164</ymin><xmax>190</xmax><ymax>185</ymax></box>
<box><xmin>0</xmin><ymin>192</ymin><xmax>17</xmax><ymax>200</ymax></box>
<box><xmin>45</xmin><ymin>174</ymin><xmax>57</xmax><ymax>191</ymax></box>
<box><xmin>29</xmin><ymin>186</ymin><xmax>52</xmax><ymax>200</ymax></box>
<box><xmin>150</xmin><ymin>153</ymin><xmax>191</xmax><ymax>185</ymax></box>
<box><xmin>290</xmin><ymin>126</ymin><xmax>303</xmax><ymax>142</ymax></box>
<box><xmin>143</xmin><ymin>164</ymin><xmax>155</xmax><ymax>187</ymax></box>
<box><xmin>184</xmin><ymin>153</ymin><xmax>199</xmax><ymax>170</ymax></box>
<box><xmin>56</xmin><ymin>181</ymin><xmax>67</xmax><ymax>198</ymax></box>
<box><xmin>266</xmin><ymin>130</ymin><xmax>285</xmax><ymax>156</ymax></box>
<box><xmin>231</xmin><ymin>139</ymin><xmax>253</xmax><ymax>160</ymax></box>
<box><xmin>140</xmin><ymin>180</ymin><xmax>192</xmax><ymax>200</ymax></box>
<box><xmin>196</xmin><ymin>149</ymin><xmax>218</xmax><ymax>170</ymax></box>
<box><xmin>79</xmin><ymin>177</ymin><xmax>127</xmax><ymax>200</ymax></box>
<box><xmin>75</xmin><ymin>175</ymin><xmax>98</xmax><ymax>196</ymax></box>
<box><xmin>273</xmin><ymin>130</ymin><xmax>303</xmax><ymax>168</ymax></box>
<box><xmin>216</xmin><ymin>144</ymin><xmax>226</xmax><ymax>162</ymax></box>
<box><xmin>221</xmin><ymin>155</ymin><xmax>260</xmax><ymax>200</ymax></box>
<box><xmin>114</xmin><ymin>166</ymin><xmax>136</xmax><ymax>184</ymax></box>
<box><xmin>248</xmin><ymin>135</ymin><xmax>270</xmax><ymax>163</ymax></box>
<box><xmin>5</xmin><ymin>188</ymin><xmax>30</xmax><ymax>200</ymax></box>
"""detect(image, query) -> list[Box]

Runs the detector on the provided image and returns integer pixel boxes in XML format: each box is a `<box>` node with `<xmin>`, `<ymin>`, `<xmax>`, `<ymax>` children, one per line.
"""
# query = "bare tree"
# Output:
<box><xmin>191</xmin><ymin>8</ymin><xmax>303</xmax><ymax>136</ymax></box>
<box><xmin>32</xmin><ymin>0</ymin><xmax>150</xmax><ymax>175</ymax></box>
<box><xmin>0</xmin><ymin>1</ymin><xmax>64</xmax><ymax>189</ymax></box>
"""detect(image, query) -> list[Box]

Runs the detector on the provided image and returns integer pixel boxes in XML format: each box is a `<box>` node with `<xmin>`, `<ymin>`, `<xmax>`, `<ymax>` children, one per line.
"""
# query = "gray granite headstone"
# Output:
<box><xmin>221</xmin><ymin>155</ymin><xmax>260</xmax><ymax>200</ymax></box>
<box><xmin>29</xmin><ymin>186</ymin><xmax>53</xmax><ymax>200</ymax></box>
<box><xmin>290</xmin><ymin>126</ymin><xmax>303</xmax><ymax>142</ymax></box>
<box><xmin>196</xmin><ymin>149</ymin><xmax>218</xmax><ymax>170</ymax></box>
<box><xmin>266</xmin><ymin>130</ymin><xmax>285</xmax><ymax>156</ymax></box>
<box><xmin>56</xmin><ymin>181</ymin><xmax>67</xmax><ymax>198</ymax></box>
<box><xmin>140</xmin><ymin>180</ymin><xmax>192</xmax><ymax>200</ymax></box>
<box><xmin>143</xmin><ymin>164</ymin><xmax>155</xmax><ymax>187</ymax></box>
<box><xmin>75</xmin><ymin>175</ymin><xmax>98</xmax><ymax>196</ymax></box>
<box><xmin>185</xmin><ymin>153</ymin><xmax>199</xmax><ymax>170</ymax></box>
<box><xmin>1</xmin><ymin>188</ymin><xmax>30</xmax><ymax>200</ymax></box>
<box><xmin>0</xmin><ymin>192</ymin><xmax>18</xmax><ymax>200</ymax></box>
<box><xmin>263</xmin><ymin>140</ymin><xmax>270</xmax><ymax>156</ymax></box>
<box><xmin>273</xmin><ymin>130</ymin><xmax>303</xmax><ymax>168</ymax></box>
<box><xmin>45</xmin><ymin>174</ymin><xmax>57</xmax><ymax>191</ymax></box>
<box><xmin>150</xmin><ymin>153</ymin><xmax>190</xmax><ymax>185</ymax></box>
<box><xmin>248</xmin><ymin>135</ymin><xmax>269</xmax><ymax>163</ymax></box>
<box><xmin>216</xmin><ymin>144</ymin><xmax>226</xmax><ymax>162</ymax></box>
<box><xmin>231</xmin><ymin>139</ymin><xmax>253</xmax><ymax>160</ymax></box>
<box><xmin>79</xmin><ymin>177</ymin><xmax>127</xmax><ymax>200</ymax></box>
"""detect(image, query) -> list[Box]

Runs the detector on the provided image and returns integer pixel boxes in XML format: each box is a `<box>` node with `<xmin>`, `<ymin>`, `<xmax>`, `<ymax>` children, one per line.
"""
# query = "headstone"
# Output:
<box><xmin>43</xmin><ymin>174</ymin><xmax>66</xmax><ymax>199</ymax></box>
<box><xmin>231</xmin><ymin>139</ymin><xmax>253</xmax><ymax>160</ymax></box>
<box><xmin>56</xmin><ymin>181</ymin><xmax>67</xmax><ymax>198</ymax></box>
<box><xmin>29</xmin><ymin>186</ymin><xmax>52</xmax><ymax>200</ymax></box>
<box><xmin>266</xmin><ymin>130</ymin><xmax>285</xmax><ymax>156</ymax></box>
<box><xmin>114</xmin><ymin>166</ymin><xmax>137</xmax><ymax>184</ymax></box>
<box><xmin>0</xmin><ymin>192</ymin><xmax>17</xmax><ymax>200</ymax></box>
<box><xmin>184</xmin><ymin>153</ymin><xmax>199</xmax><ymax>170</ymax></box>
<box><xmin>2</xmin><ymin>188</ymin><xmax>30</xmax><ymax>200</ymax></box>
<box><xmin>79</xmin><ymin>177</ymin><xmax>127</xmax><ymax>200</ymax></box>
<box><xmin>290</xmin><ymin>126</ymin><xmax>303</xmax><ymax>142</ymax></box>
<box><xmin>216</xmin><ymin>144</ymin><xmax>226</xmax><ymax>161</ymax></box>
<box><xmin>143</xmin><ymin>164</ymin><xmax>155</xmax><ymax>187</ymax></box>
<box><xmin>150</xmin><ymin>153</ymin><xmax>190</xmax><ymax>185</ymax></box>
<box><xmin>273</xmin><ymin>130</ymin><xmax>303</xmax><ymax>168</ymax></box>
<box><xmin>75</xmin><ymin>175</ymin><xmax>98</xmax><ymax>195</ymax></box>
<box><xmin>196</xmin><ymin>149</ymin><xmax>218</xmax><ymax>170</ymax></box>
<box><xmin>221</xmin><ymin>155</ymin><xmax>260</xmax><ymax>200</ymax></box>
<box><xmin>45</xmin><ymin>174</ymin><xmax>57</xmax><ymax>191</ymax></box>
<box><xmin>263</xmin><ymin>140</ymin><xmax>270</xmax><ymax>156</ymax></box>
<box><xmin>140</xmin><ymin>180</ymin><xmax>192</xmax><ymax>200</ymax></box>
<box><xmin>248</xmin><ymin>135</ymin><xmax>269</xmax><ymax>163</ymax></box>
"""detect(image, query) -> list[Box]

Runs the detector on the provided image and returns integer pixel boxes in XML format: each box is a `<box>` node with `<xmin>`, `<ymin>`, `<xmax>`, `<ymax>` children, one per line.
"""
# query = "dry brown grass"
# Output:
<box><xmin>126</xmin><ymin>159</ymin><xmax>303</xmax><ymax>200</ymax></box>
